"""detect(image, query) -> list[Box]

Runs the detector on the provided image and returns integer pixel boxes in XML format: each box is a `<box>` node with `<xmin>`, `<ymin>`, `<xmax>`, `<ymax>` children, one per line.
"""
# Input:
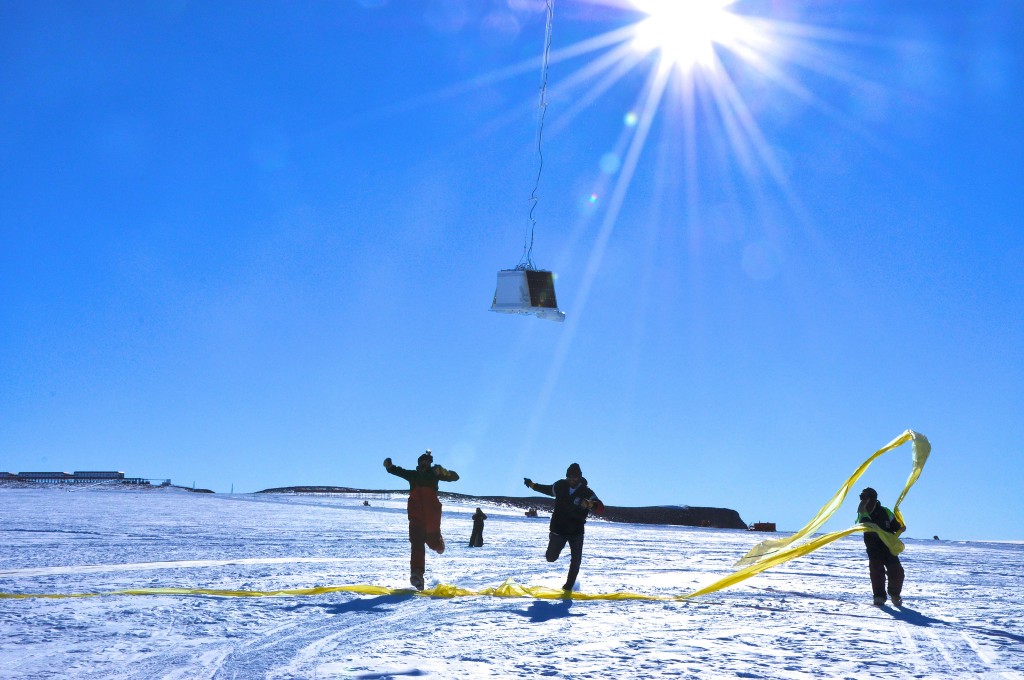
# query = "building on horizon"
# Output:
<box><xmin>0</xmin><ymin>471</ymin><xmax>169</xmax><ymax>486</ymax></box>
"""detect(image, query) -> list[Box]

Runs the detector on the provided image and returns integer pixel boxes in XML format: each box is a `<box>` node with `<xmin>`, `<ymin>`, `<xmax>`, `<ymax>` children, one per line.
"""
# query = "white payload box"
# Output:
<box><xmin>490</xmin><ymin>269</ymin><xmax>565</xmax><ymax>322</ymax></box>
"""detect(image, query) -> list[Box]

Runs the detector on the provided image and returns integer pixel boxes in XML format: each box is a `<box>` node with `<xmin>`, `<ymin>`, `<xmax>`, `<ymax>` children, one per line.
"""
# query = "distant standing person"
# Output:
<box><xmin>384</xmin><ymin>450</ymin><xmax>460</xmax><ymax>590</ymax></box>
<box><xmin>523</xmin><ymin>462</ymin><xmax>604</xmax><ymax>592</ymax></box>
<box><xmin>856</xmin><ymin>487</ymin><xmax>905</xmax><ymax>606</ymax></box>
<box><xmin>468</xmin><ymin>507</ymin><xmax>487</xmax><ymax>547</ymax></box>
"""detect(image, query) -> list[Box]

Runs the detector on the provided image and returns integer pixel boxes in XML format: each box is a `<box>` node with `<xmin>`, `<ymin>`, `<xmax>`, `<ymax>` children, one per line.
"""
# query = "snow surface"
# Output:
<box><xmin>1</xmin><ymin>487</ymin><xmax>1022</xmax><ymax>679</ymax></box>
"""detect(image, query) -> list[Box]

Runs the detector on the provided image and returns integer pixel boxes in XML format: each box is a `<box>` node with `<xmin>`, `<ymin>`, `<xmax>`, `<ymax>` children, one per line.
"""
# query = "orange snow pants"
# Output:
<box><xmin>408</xmin><ymin>487</ymin><xmax>444</xmax><ymax>574</ymax></box>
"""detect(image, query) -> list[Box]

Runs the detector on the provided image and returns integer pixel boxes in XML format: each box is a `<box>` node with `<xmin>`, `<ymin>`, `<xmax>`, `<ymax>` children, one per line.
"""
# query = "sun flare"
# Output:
<box><xmin>631</xmin><ymin>0</ymin><xmax>742</xmax><ymax>70</ymax></box>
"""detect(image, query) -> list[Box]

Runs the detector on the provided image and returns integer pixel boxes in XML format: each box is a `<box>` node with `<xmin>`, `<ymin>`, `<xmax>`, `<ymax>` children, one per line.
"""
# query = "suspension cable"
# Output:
<box><xmin>517</xmin><ymin>0</ymin><xmax>554</xmax><ymax>272</ymax></box>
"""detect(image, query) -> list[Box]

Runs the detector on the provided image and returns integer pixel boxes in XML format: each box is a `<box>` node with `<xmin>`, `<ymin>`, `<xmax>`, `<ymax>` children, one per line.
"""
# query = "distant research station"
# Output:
<box><xmin>0</xmin><ymin>471</ymin><xmax>170</xmax><ymax>486</ymax></box>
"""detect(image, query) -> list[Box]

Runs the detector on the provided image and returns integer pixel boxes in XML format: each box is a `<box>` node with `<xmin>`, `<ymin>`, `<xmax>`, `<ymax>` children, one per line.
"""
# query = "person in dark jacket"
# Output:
<box><xmin>523</xmin><ymin>462</ymin><xmax>604</xmax><ymax>592</ymax></box>
<box><xmin>384</xmin><ymin>450</ymin><xmax>460</xmax><ymax>590</ymax></box>
<box><xmin>856</xmin><ymin>487</ymin><xmax>905</xmax><ymax>606</ymax></box>
<box><xmin>469</xmin><ymin>507</ymin><xmax>487</xmax><ymax>547</ymax></box>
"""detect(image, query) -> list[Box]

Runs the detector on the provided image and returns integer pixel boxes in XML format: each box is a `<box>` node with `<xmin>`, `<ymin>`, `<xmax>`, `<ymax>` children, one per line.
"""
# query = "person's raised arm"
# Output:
<box><xmin>384</xmin><ymin>458</ymin><xmax>415</xmax><ymax>481</ymax></box>
<box><xmin>525</xmin><ymin>478</ymin><xmax>555</xmax><ymax>497</ymax></box>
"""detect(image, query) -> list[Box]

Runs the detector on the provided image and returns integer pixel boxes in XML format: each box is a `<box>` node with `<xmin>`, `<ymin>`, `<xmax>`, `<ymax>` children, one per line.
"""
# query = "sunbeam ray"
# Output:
<box><xmin>517</xmin><ymin>62</ymin><xmax>672</xmax><ymax>460</ymax></box>
<box><xmin>547</xmin><ymin>42</ymin><xmax>651</xmax><ymax>139</ymax></box>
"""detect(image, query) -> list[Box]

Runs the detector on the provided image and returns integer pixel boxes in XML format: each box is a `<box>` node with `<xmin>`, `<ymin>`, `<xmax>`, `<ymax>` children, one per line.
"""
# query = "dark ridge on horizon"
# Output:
<box><xmin>257</xmin><ymin>486</ymin><xmax>748</xmax><ymax>530</ymax></box>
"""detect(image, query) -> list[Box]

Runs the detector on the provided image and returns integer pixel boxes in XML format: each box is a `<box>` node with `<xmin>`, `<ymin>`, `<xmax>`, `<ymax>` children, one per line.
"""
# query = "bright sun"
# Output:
<box><xmin>631</xmin><ymin>0</ymin><xmax>742</xmax><ymax>70</ymax></box>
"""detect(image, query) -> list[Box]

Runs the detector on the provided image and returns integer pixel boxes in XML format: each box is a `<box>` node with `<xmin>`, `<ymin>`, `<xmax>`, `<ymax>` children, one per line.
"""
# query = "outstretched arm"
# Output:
<box><xmin>384</xmin><ymin>458</ymin><xmax>415</xmax><ymax>482</ymax></box>
<box><xmin>524</xmin><ymin>478</ymin><xmax>555</xmax><ymax>497</ymax></box>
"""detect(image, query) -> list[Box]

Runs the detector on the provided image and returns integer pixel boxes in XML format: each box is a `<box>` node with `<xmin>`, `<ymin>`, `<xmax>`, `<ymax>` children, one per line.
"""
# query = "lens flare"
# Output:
<box><xmin>631</xmin><ymin>0</ymin><xmax>742</xmax><ymax>70</ymax></box>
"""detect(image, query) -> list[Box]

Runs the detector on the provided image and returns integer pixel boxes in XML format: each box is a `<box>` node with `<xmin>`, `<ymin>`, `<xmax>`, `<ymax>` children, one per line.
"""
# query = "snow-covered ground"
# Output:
<box><xmin>1</xmin><ymin>488</ymin><xmax>1021</xmax><ymax>679</ymax></box>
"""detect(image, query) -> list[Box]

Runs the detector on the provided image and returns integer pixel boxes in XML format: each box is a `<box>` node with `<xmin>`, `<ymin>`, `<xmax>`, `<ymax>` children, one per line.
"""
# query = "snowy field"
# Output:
<box><xmin>1</xmin><ymin>487</ymin><xmax>1022</xmax><ymax>679</ymax></box>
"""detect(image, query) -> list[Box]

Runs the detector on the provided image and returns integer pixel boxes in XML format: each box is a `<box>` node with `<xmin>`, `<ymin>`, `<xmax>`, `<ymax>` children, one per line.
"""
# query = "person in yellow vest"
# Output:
<box><xmin>856</xmin><ymin>487</ymin><xmax>905</xmax><ymax>606</ymax></box>
<box><xmin>384</xmin><ymin>450</ymin><xmax>459</xmax><ymax>591</ymax></box>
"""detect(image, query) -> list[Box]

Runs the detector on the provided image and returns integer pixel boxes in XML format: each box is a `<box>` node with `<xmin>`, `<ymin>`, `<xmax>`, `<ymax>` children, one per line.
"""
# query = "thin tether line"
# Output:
<box><xmin>518</xmin><ymin>0</ymin><xmax>555</xmax><ymax>272</ymax></box>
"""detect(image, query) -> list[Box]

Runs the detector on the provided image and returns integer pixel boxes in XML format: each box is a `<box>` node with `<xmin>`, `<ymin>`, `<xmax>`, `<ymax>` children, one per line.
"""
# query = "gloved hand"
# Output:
<box><xmin>574</xmin><ymin>497</ymin><xmax>594</xmax><ymax>509</ymax></box>
<box><xmin>432</xmin><ymin>464</ymin><xmax>446</xmax><ymax>476</ymax></box>
<box><xmin>383</xmin><ymin>457</ymin><xmax>392</xmax><ymax>468</ymax></box>
<box><xmin>523</xmin><ymin>478</ymin><xmax>533</xmax><ymax>489</ymax></box>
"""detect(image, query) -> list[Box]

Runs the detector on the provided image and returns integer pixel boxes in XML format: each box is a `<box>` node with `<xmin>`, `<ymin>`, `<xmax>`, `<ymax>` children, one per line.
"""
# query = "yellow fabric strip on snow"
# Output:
<box><xmin>0</xmin><ymin>431</ymin><xmax>930</xmax><ymax>603</ymax></box>
<box><xmin>680</xmin><ymin>526</ymin><xmax>865</xmax><ymax>600</ymax></box>
<box><xmin>0</xmin><ymin>579</ymin><xmax>676</xmax><ymax>602</ymax></box>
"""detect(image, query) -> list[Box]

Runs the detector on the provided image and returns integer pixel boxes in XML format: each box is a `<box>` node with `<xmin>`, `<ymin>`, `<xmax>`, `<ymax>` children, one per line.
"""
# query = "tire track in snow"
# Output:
<box><xmin>913</xmin><ymin>614</ymin><xmax>1022</xmax><ymax>677</ymax></box>
<box><xmin>160</xmin><ymin>649</ymin><xmax>232</xmax><ymax>680</ymax></box>
<box><xmin>211</xmin><ymin>595</ymin><xmax>428</xmax><ymax>679</ymax></box>
<box><xmin>922</xmin><ymin>625</ymin><xmax>964</xmax><ymax>675</ymax></box>
<box><xmin>958</xmin><ymin>629</ymin><xmax>1021</xmax><ymax>679</ymax></box>
<box><xmin>894</xmin><ymin>620</ymin><xmax>928</xmax><ymax>677</ymax></box>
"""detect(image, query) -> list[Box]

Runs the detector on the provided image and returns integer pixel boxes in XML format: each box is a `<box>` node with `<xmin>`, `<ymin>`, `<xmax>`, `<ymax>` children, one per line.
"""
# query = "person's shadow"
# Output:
<box><xmin>885</xmin><ymin>605</ymin><xmax>945</xmax><ymax>626</ymax></box>
<box><xmin>511</xmin><ymin>598</ymin><xmax>583</xmax><ymax>623</ymax></box>
<box><xmin>281</xmin><ymin>593</ymin><xmax>413</xmax><ymax>615</ymax></box>
<box><xmin>888</xmin><ymin>606</ymin><xmax>1024</xmax><ymax>644</ymax></box>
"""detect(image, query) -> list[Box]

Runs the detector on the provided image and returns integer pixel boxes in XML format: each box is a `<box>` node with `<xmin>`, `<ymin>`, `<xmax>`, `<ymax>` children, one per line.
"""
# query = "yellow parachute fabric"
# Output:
<box><xmin>670</xmin><ymin>429</ymin><xmax>930</xmax><ymax>600</ymax></box>
<box><xmin>679</xmin><ymin>526</ymin><xmax>865</xmax><ymax>600</ymax></box>
<box><xmin>734</xmin><ymin>430</ymin><xmax>929</xmax><ymax>568</ymax></box>
<box><xmin>0</xmin><ymin>431</ymin><xmax>930</xmax><ymax>603</ymax></box>
<box><xmin>0</xmin><ymin>579</ymin><xmax>676</xmax><ymax>602</ymax></box>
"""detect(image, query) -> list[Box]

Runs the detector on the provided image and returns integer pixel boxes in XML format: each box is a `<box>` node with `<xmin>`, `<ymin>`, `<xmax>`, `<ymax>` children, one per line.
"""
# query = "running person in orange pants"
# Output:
<box><xmin>384</xmin><ymin>450</ymin><xmax>460</xmax><ymax>590</ymax></box>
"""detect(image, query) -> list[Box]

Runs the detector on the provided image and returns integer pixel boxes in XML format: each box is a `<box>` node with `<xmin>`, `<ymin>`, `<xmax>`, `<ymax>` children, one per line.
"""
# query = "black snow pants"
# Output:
<box><xmin>546</xmin><ymin>531</ymin><xmax>585</xmax><ymax>589</ymax></box>
<box><xmin>867</xmin><ymin>543</ymin><xmax>905</xmax><ymax>599</ymax></box>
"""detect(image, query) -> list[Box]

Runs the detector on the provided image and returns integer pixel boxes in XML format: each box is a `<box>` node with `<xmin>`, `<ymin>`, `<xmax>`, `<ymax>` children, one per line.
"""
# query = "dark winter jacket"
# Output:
<box><xmin>387</xmin><ymin>463</ymin><xmax>459</xmax><ymax>532</ymax></box>
<box><xmin>472</xmin><ymin>509</ymin><xmax>487</xmax><ymax>528</ymax></box>
<box><xmin>530</xmin><ymin>477</ymin><xmax>604</xmax><ymax>536</ymax></box>
<box><xmin>856</xmin><ymin>499</ymin><xmax>903</xmax><ymax>557</ymax></box>
<box><xmin>386</xmin><ymin>463</ymin><xmax>460</xmax><ymax>491</ymax></box>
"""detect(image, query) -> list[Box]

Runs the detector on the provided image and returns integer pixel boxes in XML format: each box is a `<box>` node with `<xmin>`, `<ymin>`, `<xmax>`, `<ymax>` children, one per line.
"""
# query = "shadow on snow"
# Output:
<box><xmin>888</xmin><ymin>606</ymin><xmax>1024</xmax><ymax>643</ymax></box>
<box><xmin>510</xmin><ymin>599</ymin><xmax>582</xmax><ymax>623</ymax></box>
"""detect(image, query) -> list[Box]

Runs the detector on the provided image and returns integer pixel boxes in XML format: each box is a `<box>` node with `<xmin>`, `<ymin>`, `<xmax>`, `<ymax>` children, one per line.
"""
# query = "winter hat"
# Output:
<box><xmin>566</xmin><ymin>463</ymin><xmax>582</xmax><ymax>478</ymax></box>
<box><xmin>418</xmin><ymin>450</ymin><xmax>433</xmax><ymax>466</ymax></box>
<box><xmin>860</xmin><ymin>487</ymin><xmax>877</xmax><ymax>499</ymax></box>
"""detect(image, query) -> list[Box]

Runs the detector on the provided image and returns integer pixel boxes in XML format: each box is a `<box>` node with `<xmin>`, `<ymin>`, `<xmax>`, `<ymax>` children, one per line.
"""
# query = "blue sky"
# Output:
<box><xmin>2</xmin><ymin>0</ymin><xmax>1021</xmax><ymax>541</ymax></box>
